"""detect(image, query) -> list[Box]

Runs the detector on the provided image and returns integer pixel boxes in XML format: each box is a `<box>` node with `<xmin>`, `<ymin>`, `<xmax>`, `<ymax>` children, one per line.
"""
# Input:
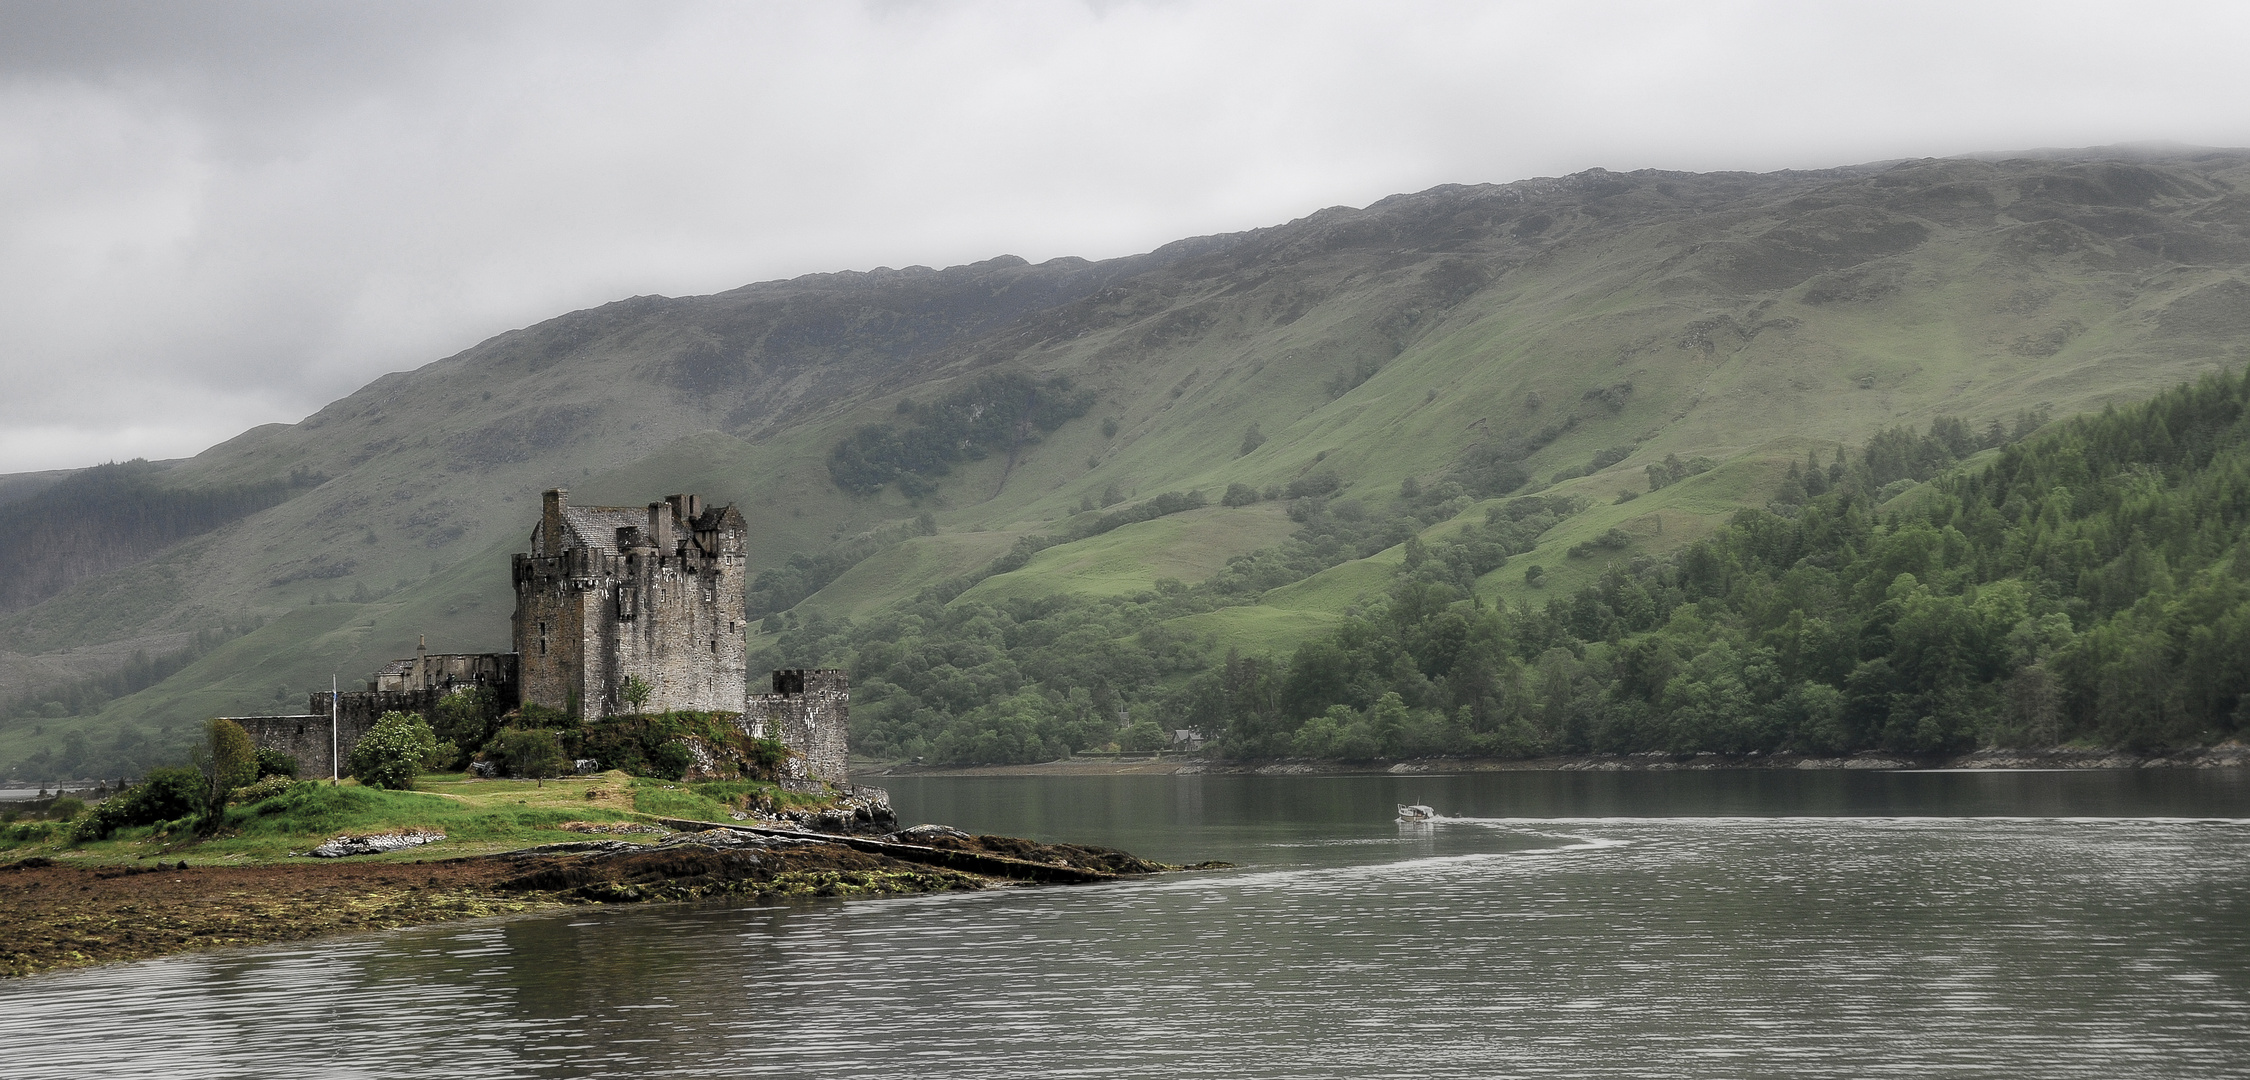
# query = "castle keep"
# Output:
<box><xmin>235</xmin><ymin>489</ymin><xmax>851</xmax><ymax>783</ymax></box>
<box><xmin>515</xmin><ymin>489</ymin><xmax>749</xmax><ymax>717</ymax></box>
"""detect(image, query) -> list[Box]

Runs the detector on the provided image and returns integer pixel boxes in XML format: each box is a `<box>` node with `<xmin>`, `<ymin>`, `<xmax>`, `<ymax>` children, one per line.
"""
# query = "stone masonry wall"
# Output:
<box><xmin>228</xmin><ymin>714</ymin><xmax>350</xmax><ymax>782</ymax></box>
<box><xmin>232</xmin><ymin>689</ymin><xmax>455</xmax><ymax>780</ymax></box>
<box><xmin>595</xmin><ymin>554</ymin><xmax>747</xmax><ymax>715</ymax></box>
<box><xmin>514</xmin><ymin>547</ymin><xmax>598</xmax><ymax>715</ymax></box>
<box><xmin>741</xmin><ymin>669</ymin><xmax>848</xmax><ymax>782</ymax></box>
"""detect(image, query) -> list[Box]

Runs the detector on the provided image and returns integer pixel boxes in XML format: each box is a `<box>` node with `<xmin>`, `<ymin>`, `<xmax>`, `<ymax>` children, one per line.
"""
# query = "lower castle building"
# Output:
<box><xmin>233</xmin><ymin>490</ymin><xmax>848</xmax><ymax>784</ymax></box>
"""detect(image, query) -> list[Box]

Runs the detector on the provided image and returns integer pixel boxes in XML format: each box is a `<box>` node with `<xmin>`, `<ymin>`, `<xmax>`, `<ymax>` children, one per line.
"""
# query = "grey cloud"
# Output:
<box><xmin>1</xmin><ymin>0</ymin><xmax>2246</xmax><ymax>471</ymax></box>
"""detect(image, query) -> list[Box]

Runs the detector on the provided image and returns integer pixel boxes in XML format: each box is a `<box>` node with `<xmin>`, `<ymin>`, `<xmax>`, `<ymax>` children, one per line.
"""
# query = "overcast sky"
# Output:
<box><xmin>2</xmin><ymin>0</ymin><xmax>2246</xmax><ymax>473</ymax></box>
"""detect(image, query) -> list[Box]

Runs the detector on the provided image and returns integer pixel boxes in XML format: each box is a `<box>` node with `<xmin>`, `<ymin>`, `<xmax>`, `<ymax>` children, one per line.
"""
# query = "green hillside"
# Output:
<box><xmin>5</xmin><ymin>148</ymin><xmax>2250</xmax><ymax>776</ymax></box>
<box><xmin>752</xmin><ymin>366</ymin><xmax>2250</xmax><ymax>762</ymax></box>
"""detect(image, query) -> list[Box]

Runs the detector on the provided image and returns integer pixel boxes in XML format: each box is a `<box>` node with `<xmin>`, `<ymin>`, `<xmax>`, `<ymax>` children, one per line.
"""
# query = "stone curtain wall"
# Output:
<box><xmin>230</xmin><ymin>697</ymin><xmax>384</xmax><ymax>778</ymax></box>
<box><xmin>234</xmin><ymin>689</ymin><xmax>457</xmax><ymax>780</ymax></box>
<box><xmin>742</xmin><ymin>669</ymin><xmax>848</xmax><ymax>782</ymax></box>
<box><xmin>228</xmin><ymin>714</ymin><xmax>340</xmax><ymax>781</ymax></box>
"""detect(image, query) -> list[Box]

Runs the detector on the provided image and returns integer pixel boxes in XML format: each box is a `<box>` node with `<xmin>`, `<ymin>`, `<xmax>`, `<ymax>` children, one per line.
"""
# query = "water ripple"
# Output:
<box><xmin>6</xmin><ymin>777</ymin><xmax>2249</xmax><ymax>1078</ymax></box>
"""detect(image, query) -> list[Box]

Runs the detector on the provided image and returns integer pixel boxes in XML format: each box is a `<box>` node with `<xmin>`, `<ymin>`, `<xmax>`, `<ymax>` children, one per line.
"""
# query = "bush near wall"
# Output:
<box><xmin>479</xmin><ymin>711</ymin><xmax>791</xmax><ymax>781</ymax></box>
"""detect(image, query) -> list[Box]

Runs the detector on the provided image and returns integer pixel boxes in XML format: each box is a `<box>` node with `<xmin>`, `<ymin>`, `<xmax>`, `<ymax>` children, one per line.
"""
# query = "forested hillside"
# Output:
<box><xmin>0</xmin><ymin>461</ymin><xmax>320</xmax><ymax>615</ymax></box>
<box><xmin>756</xmin><ymin>367</ymin><xmax>2249</xmax><ymax>761</ymax></box>
<box><xmin>5</xmin><ymin>147</ymin><xmax>2250</xmax><ymax>778</ymax></box>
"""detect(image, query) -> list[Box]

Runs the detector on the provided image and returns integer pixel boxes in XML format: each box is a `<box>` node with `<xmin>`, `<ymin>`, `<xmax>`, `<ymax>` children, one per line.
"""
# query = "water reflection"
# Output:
<box><xmin>3</xmin><ymin>770</ymin><xmax>2246</xmax><ymax>1079</ymax></box>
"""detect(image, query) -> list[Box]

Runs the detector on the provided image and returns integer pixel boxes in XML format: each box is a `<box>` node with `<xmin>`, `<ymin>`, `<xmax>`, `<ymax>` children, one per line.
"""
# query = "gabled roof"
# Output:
<box><xmin>529</xmin><ymin>503</ymin><xmax>742</xmax><ymax>557</ymax></box>
<box><xmin>528</xmin><ymin>505</ymin><xmax>647</xmax><ymax>556</ymax></box>
<box><xmin>563</xmin><ymin>505</ymin><xmax>651</xmax><ymax>556</ymax></box>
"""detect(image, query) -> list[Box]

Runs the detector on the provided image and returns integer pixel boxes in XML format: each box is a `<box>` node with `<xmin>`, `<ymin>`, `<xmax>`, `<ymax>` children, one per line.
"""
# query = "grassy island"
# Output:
<box><xmin>0</xmin><ymin>771</ymin><xmax>1174</xmax><ymax>980</ymax></box>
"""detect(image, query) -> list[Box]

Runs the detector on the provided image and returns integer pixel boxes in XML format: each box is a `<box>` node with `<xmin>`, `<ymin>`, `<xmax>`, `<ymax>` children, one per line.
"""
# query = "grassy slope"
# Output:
<box><xmin>0</xmin><ymin>769</ymin><xmax>844</xmax><ymax>866</ymax></box>
<box><xmin>8</xmin><ymin>151</ymin><xmax>2250</xmax><ymax>774</ymax></box>
<box><xmin>955</xmin><ymin>505</ymin><xmax>1299</xmax><ymax>604</ymax></box>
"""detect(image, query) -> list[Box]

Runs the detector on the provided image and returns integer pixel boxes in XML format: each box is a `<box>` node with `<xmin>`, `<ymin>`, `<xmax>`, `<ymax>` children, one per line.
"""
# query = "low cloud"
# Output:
<box><xmin>2</xmin><ymin>0</ymin><xmax>2245</xmax><ymax>471</ymax></box>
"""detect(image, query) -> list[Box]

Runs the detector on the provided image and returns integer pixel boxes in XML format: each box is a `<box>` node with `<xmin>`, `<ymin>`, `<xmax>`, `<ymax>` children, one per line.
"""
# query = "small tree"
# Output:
<box><xmin>618</xmin><ymin>675</ymin><xmax>654</xmax><ymax>713</ymax></box>
<box><xmin>198</xmin><ymin>718</ymin><xmax>258</xmax><ymax>830</ymax></box>
<box><xmin>489</xmin><ymin>728</ymin><xmax>567</xmax><ymax>784</ymax></box>
<box><xmin>432</xmin><ymin>686</ymin><xmax>500</xmax><ymax>767</ymax></box>
<box><xmin>349</xmin><ymin>711</ymin><xmax>441</xmax><ymax>790</ymax></box>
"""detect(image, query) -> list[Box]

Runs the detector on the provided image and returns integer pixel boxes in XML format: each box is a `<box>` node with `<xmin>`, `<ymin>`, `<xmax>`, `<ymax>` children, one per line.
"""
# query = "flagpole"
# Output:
<box><xmin>331</xmin><ymin>675</ymin><xmax>340</xmax><ymax>783</ymax></box>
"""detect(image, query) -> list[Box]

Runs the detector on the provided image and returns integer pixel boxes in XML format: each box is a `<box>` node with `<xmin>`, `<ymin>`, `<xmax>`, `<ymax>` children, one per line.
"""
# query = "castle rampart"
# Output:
<box><xmin>742</xmin><ymin>669</ymin><xmax>849</xmax><ymax>781</ymax></box>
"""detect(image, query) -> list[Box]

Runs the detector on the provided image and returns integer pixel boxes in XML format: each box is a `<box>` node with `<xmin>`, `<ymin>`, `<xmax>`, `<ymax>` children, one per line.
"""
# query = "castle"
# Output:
<box><xmin>515</xmin><ymin>489</ymin><xmax>749</xmax><ymax>716</ymax></box>
<box><xmin>232</xmin><ymin>489</ymin><xmax>846</xmax><ymax>783</ymax></box>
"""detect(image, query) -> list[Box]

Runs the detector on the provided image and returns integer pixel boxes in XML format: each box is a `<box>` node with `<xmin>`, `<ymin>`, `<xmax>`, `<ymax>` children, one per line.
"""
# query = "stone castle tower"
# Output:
<box><xmin>512</xmin><ymin>489</ymin><xmax>749</xmax><ymax>716</ymax></box>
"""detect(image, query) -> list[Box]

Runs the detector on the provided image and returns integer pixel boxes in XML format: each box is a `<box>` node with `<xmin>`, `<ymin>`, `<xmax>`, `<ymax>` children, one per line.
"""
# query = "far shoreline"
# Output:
<box><xmin>859</xmin><ymin>743</ymin><xmax>2250</xmax><ymax>779</ymax></box>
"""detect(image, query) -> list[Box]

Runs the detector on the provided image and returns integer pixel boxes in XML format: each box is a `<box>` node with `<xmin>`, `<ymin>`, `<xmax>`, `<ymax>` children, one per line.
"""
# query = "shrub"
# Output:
<box><xmin>229</xmin><ymin>775</ymin><xmax>297</xmax><ymax>805</ymax></box>
<box><xmin>1222</xmin><ymin>482</ymin><xmax>1262</xmax><ymax>507</ymax></box>
<box><xmin>561</xmin><ymin>711</ymin><xmax>791</xmax><ymax>780</ymax></box>
<box><xmin>1285</xmin><ymin>471</ymin><xmax>1342</xmax><ymax>500</ymax></box>
<box><xmin>487</xmin><ymin>728</ymin><xmax>567</xmax><ymax>780</ymax></box>
<box><xmin>46</xmin><ymin>796</ymin><xmax>84</xmax><ymax>822</ymax></box>
<box><xmin>650</xmin><ymin>740</ymin><xmax>695</xmax><ymax>780</ymax></box>
<box><xmin>349</xmin><ymin>711</ymin><xmax>441</xmax><ymax>790</ymax></box>
<box><xmin>1118</xmin><ymin>720</ymin><xmax>1168</xmax><ymax>752</ymax></box>
<box><xmin>1567</xmin><ymin>528</ymin><xmax>1633</xmax><ymax>559</ymax></box>
<box><xmin>72</xmin><ymin>766</ymin><xmax>206</xmax><ymax>841</ymax></box>
<box><xmin>253</xmin><ymin>747</ymin><xmax>299</xmax><ymax>780</ymax></box>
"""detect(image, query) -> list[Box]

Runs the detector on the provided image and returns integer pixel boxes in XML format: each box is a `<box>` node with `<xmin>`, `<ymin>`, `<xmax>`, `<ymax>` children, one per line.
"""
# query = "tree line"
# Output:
<box><xmin>761</xmin><ymin>367</ymin><xmax>2249</xmax><ymax>763</ymax></box>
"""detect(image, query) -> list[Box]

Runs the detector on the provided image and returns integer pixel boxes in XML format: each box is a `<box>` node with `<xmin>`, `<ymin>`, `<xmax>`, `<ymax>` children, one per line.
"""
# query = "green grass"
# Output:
<box><xmin>1473</xmin><ymin>457</ymin><xmax>1780</xmax><ymax>606</ymax></box>
<box><xmin>1159</xmin><ymin>606</ymin><xmax>1345</xmax><ymax>658</ymax></box>
<box><xmin>800</xmin><ymin>529</ymin><xmax>1028</xmax><ymax>618</ymax></box>
<box><xmin>624</xmin><ymin>776</ymin><xmax>829</xmax><ymax>821</ymax></box>
<box><xmin>956</xmin><ymin>505</ymin><xmax>1299</xmax><ymax>604</ymax></box>
<box><xmin>0</xmin><ymin>769</ymin><xmax>866</xmax><ymax>866</ymax></box>
<box><xmin>1260</xmin><ymin>555</ymin><xmax>1401</xmax><ymax>613</ymax></box>
<box><xmin>0</xmin><ymin>772</ymin><xmax>662</xmax><ymax>865</ymax></box>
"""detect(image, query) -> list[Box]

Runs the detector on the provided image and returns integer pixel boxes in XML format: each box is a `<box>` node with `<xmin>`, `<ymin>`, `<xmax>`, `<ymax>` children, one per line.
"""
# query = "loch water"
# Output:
<box><xmin>4</xmin><ymin>769</ymin><xmax>2248</xmax><ymax>1079</ymax></box>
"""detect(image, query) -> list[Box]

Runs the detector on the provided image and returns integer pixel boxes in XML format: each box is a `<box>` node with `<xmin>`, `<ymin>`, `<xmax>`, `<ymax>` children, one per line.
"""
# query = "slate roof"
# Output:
<box><xmin>530</xmin><ymin>501</ymin><xmax>742</xmax><ymax>556</ymax></box>
<box><xmin>560</xmin><ymin>505</ymin><xmax>652</xmax><ymax>556</ymax></box>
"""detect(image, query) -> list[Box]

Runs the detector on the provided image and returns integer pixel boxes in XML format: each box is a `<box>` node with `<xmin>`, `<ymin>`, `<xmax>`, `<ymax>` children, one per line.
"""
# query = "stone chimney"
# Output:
<box><xmin>648</xmin><ymin>502</ymin><xmax>674</xmax><ymax>554</ymax></box>
<box><xmin>542</xmin><ymin>489</ymin><xmax>568</xmax><ymax>557</ymax></box>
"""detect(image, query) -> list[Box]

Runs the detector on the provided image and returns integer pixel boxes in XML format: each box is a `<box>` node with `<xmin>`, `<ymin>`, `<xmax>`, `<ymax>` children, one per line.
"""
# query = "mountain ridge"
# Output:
<box><xmin>5</xmin><ymin>146</ymin><xmax>2250</xmax><ymax>777</ymax></box>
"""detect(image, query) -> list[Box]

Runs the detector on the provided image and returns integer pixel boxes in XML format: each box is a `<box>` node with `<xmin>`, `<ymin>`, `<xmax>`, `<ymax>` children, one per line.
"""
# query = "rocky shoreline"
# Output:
<box><xmin>0</xmin><ymin>823</ymin><xmax>1181</xmax><ymax>980</ymax></box>
<box><xmin>873</xmin><ymin>742</ymin><xmax>2250</xmax><ymax>777</ymax></box>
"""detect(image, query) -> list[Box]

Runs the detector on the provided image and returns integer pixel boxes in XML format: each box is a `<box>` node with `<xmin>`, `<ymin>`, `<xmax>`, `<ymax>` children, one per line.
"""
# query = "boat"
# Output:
<box><xmin>1396</xmin><ymin>804</ymin><xmax>1436</xmax><ymax>822</ymax></box>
